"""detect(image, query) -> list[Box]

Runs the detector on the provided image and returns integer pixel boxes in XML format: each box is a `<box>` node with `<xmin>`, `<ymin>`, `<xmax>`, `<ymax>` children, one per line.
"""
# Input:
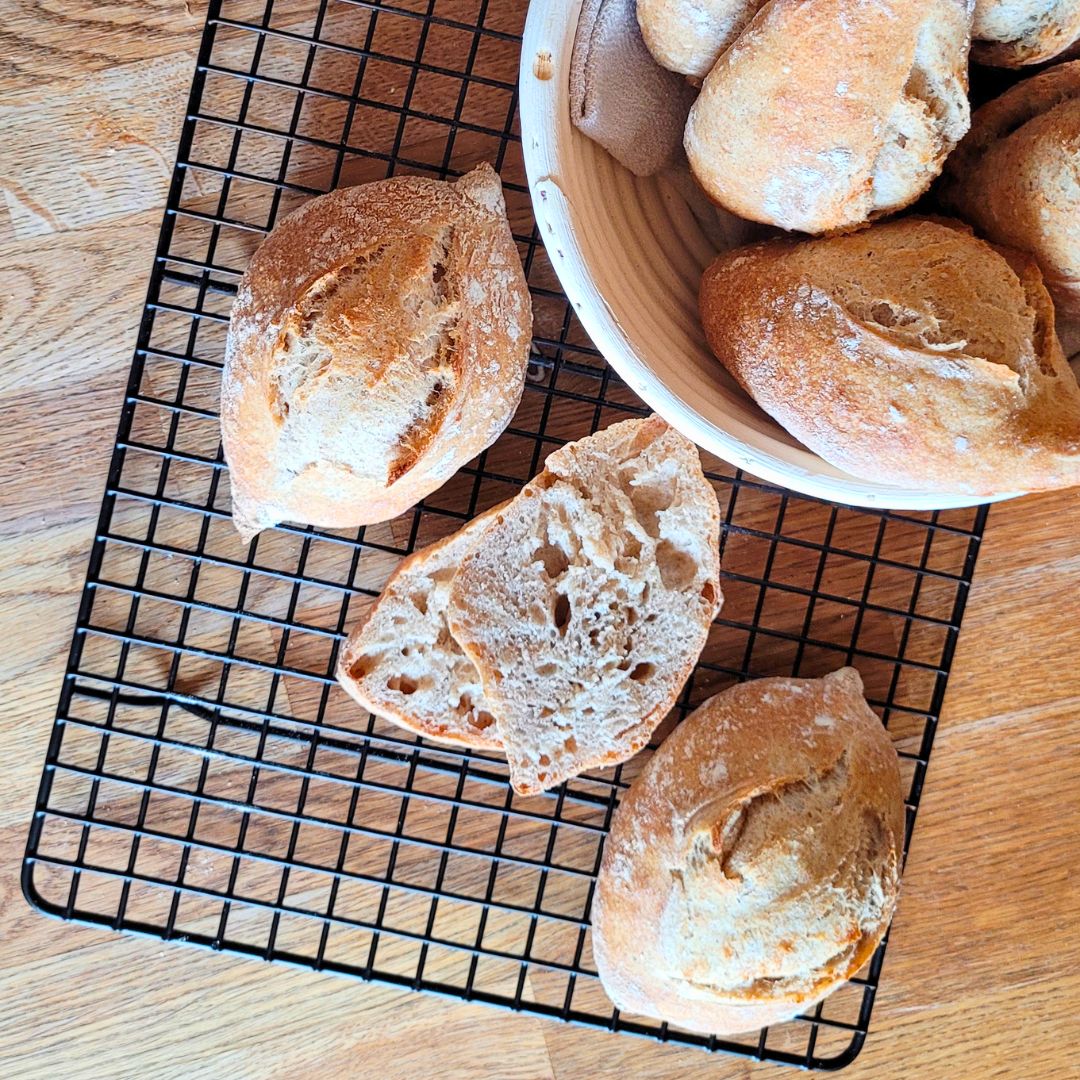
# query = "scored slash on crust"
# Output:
<box><xmin>220</xmin><ymin>162</ymin><xmax>532</xmax><ymax>542</ymax></box>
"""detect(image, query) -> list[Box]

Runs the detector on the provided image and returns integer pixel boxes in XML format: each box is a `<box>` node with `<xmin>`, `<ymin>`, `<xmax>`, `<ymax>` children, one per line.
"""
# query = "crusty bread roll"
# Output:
<box><xmin>973</xmin><ymin>0</ymin><xmax>1080</xmax><ymax>66</ymax></box>
<box><xmin>220</xmin><ymin>163</ymin><xmax>532</xmax><ymax>541</ymax></box>
<box><xmin>685</xmin><ymin>0</ymin><xmax>972</xmax><ymax>234</ymax></box>
<box><xmin>635</xmin><ymin>0</ymin><xmax>767</xmax><ymax>79</ymax></box>
<box><xmin>447</xmin><ymin>416</ymin><xmax>722</xmax><ymax>796</ymax></box>
<box><xmin>593</xmin><ymin>668</ymin><xmax>905</xmax><ymax>1036</ymax></box>
<box><xmin>699</xmin><ymin>218</ymin><xmax>1080</xmax><ymax>495</ymax></box>
<box><xmin>337</xmin><ymin>505</ymin><xmax>503</xmax><ymax>751</ymax></box>
<box><xmin>942</xmin><ymin>61</ymin><xmax>1080</xmax><ymax>318</ymax></box>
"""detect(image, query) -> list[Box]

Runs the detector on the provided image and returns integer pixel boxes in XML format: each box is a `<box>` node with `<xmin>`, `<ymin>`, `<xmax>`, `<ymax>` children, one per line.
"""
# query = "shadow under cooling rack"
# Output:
<box><xmin>23</xmin><ymin>0</ymin><xmax>987</xmax><ymax>1071</ymax></box>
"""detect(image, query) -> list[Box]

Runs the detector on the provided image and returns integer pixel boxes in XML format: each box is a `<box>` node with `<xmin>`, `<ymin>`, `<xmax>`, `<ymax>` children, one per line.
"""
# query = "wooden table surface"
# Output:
<box><xmin>2</xmin><ymin>3</ymin><xmax>1079</xmax><ymax>1078</ymax></box>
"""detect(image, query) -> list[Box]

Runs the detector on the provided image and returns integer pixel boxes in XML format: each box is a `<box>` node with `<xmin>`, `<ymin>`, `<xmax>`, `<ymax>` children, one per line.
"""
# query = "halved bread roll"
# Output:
<box><xmin>593</xmin><ymin>668</ymin><xmax>905</xmax><ymax>1036</ymax></box>
<box><xmin>685</xmin><ymin>0</ymin><xmax>972</xmax><ymax>234</ymax></box>
<box><xmin>447</xmin><ymin>417</ymin><xmax>722</xmax><ymax>796</ymax></box>
<box><xmin>635</xmin><ymin>0</ymin><xmax>767</xmax><ymax>79</ymax></box>
<box><xmin>221</xmin><ymin>163</ymin><xmax>532</xmax><ymax>541</ymax></box>
<box><xmin>973</xmin><ymin>0</ymin><xmax>1080</xmax><ymax>66</ymax></box>
<box><xmin>699</xmin><ymin>218</ymin><xmax>1080</xmax><ymax>495</ymax></box>
<box><xmin>337</xmin><ymin>506</ymin><xmax>504</xmax><ymax>751</ymax></box>
<box><xmin>942</xmin><ymin>60</ymin><xmax>1080</xmax><ymax>318</ymax></box>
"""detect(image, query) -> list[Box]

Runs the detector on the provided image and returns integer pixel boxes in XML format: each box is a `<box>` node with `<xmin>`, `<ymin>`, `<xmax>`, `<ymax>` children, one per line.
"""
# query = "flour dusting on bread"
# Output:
<box><xmin>685</xmin><ymin>0</ymin><xmax>972</xmax><ymax>234</ymax></box>
<box><xmin>700</xmin><ymin>218</ymin><xmax>1080</xmax><ymax>495</ymax></box>
<box><xmin>593</xmin><ymin>668</ymin><xmax>905</xmax><ymax>1036</ymax></box>
<box><xmin>221</xmin><ymin>164</ymin><xmax>532</xmax><ymax>541</ymax></box>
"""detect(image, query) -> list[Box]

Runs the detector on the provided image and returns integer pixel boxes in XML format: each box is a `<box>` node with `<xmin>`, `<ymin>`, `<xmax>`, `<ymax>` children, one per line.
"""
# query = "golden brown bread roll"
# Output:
<box><xmin>942</xmin><ymin>60</ymin><xmax>1080</xmax><ymax>318</ymax></box>
<box><xmin>699</xmin><ymin>218</ymin><xmax>1080</xmax><ymax>495</ymax></box>
<box><xmin>593</xmin><ymin>668</ymin><xmax>905</xmax><ymax>1036</ymax></box>
<box><xmin>635</xmin><ymin>0</ymin><xmax>767</xmax><ymax>79</ymax></box>
<box><xmin>972</xmin><ymin>0</ymin><xmax>1080</xmax><ymax>66</ymax></box>
<box><xmin>684</xmin><ymin>0</ymin><xmax>972</xmax><ymax>234</ymax></box>
<box><xmin>220</xmin><ymin>164</ymin><xmax>532</xmax><ymax>541</ymax></box>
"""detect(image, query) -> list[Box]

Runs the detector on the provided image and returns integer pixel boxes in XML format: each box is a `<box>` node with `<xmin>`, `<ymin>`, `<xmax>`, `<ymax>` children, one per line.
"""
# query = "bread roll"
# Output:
<box><xmin>447</xmin><ymin>416</ymin><xmax>722</xmax><ymax>796</ymax></box>
<box><xmin>973</xmin><ymin>0</ymin><xmax>1080</xmax><ymax>66</ymax></box>
<box><xmin>220</xmin><ymin>163</ymin><xmax>532</xmax><ymax>541</ymax></box>
<box><xmin>592</xmin><ymin>668</ymin><xmax>905</xmax><ymax>1036</ymax></box>
<box><xmin>635</xmin><ymin>0</ymin><xmax>767</xmax><ymax>79</ymax></box>
<box><xmin>337</xmin><ymin>506</ymin><xmax>503</xmax><ymax>751</ymax></box>
<box><xmin>942</xmin><ymin>61</ymin><xmax>1080</xmax><ymax>318</ymax></box>
<box><xmin>699</xmin><ymin>218</ymin><xmax>1080</xmax><ymax>495</ymax></box>
<box><xmin>685</xmin><ymin>0</ymin><xmax>972</xmax><ymax>234</ymax></box>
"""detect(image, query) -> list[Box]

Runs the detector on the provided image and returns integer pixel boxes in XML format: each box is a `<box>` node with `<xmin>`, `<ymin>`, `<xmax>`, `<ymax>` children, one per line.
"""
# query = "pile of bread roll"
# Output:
<box><xmin>219</xmin><ymin>154</ymin><xmax>908</xmax><ymax>1036</ymax></box>
<box><xmin>214</xmin><ymin>2</ymin><xmax>1080</xmax><ymax>1039</ymax></box>
<box><xmin>612</xmin><ymin>0</ymin><xmax>1080</xmax><ymax>495</ymax></box>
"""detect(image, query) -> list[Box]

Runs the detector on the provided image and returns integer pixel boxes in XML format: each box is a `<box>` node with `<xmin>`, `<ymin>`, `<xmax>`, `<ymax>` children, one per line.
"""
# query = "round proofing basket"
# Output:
<box><xmin>518</xmin><ymin>0</ymin><xmax>1012</xmax><ymax>510</ymax></box>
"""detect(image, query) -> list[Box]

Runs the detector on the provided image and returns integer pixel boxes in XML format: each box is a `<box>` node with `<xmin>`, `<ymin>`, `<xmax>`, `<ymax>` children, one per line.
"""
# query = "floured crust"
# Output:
<box><xmin>635</xmin><ymin>0</ymin><xmax>767</xmax><ymax>79</ymax></box>
<box><xmin>699</xmin><ymin>218</ymin><xmax>1080</xmax><ymax>495</ymax></box>
<box><xmin>220</xmin><ymin>163</ymin><xmax>532</xmax><ymax>541</ymax></box>
<box><xmin>684</xmin><ymin>0</ymin><xmax>972</xmax><ymax>234</ymax></box>
<box><xmin>337</xmin><ymin>505</ymin><xmax>505</xmax><ymax>751</ymax></box>
<box><xmin>447</xmin><ymin>417</ymin><xmax>722</xmax><ymax>796</ymax></box>
<box><xmin>942</xmin><ymin>60</ymin><xmax>1080</xmax><ymax>318</ymax></box>
<box><xmin>973</xmin><ymin>0</ymin><xmax>1080</xmax><ymax>66</ymax></box>
<box><xmin>592</xmin><ymin>668</ymin><xmax>905</xmax><ymax>1036</ymax></box>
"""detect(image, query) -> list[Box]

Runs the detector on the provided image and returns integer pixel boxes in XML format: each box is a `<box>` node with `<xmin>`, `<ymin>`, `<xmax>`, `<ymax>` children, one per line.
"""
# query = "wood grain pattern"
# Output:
<box><xmin>1</xmin><ymin>4</ymin><xmax>1078</xmax><ymax>1079</ymax></box>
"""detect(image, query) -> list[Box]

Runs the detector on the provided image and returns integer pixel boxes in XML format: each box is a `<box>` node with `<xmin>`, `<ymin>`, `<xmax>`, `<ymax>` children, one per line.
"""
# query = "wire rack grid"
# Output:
<box><xmin>23</xmin><ymin>0</ymin><xmax>988</xmax><ymax>1070</ymax></box>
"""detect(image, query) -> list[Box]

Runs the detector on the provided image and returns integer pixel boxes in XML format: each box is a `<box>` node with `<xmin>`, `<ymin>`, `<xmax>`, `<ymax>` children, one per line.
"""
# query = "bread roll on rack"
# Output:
<box><xmin>221</xmin><ymin>164</ymin><xmax>532</xmax><ymax>541</ymax></box>
<box><xmin>593</xmin><ymin>668</ymin><xmax>905</xmax><ymax>1035</ymax></box>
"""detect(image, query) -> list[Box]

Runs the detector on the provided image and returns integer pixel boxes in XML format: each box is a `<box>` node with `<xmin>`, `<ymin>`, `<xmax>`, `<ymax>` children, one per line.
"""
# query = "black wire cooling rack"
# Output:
<box><xmin>23</xmin><ymin>0</ymin><xmax>989</xmax><ymax>1070</ymax></box>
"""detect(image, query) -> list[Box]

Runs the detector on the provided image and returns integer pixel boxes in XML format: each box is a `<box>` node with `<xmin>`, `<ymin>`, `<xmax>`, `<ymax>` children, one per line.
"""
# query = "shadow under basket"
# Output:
<box><xmin>22</xmin><ymin>0</ymin><xmax>987</xmax><ymax>1071</ymax></box>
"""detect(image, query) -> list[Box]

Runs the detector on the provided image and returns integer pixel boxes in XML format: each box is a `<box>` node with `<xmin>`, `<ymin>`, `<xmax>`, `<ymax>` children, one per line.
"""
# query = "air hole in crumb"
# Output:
<box><xmin>626</xmin><ymin>607</ymin><xmax>638</xmax><ymax>626</ymax></box>
<box><xmin>538</xmin><ymin>663</ymin><xmax>557</xmax><ymax>677</ymax></box>
<box><xmin>625</xmin><ymin>473</ymin><xmax>676</xmax><ymax>539</ymax></box>
<box><xmin>349</xmin><ymin>655</ymin><xmax>375</xmax><ymax>679</ymax></box>
<box><xmin>410</xmin><ymin>593</ymin><xmax>428</xmax><ymax>616</ymax></box>
<box><xmin>656</xmin><ymin>539</ymin><xmax>697</xmax><ymax>591</ymax></box>
<box><xmin>629</xmin><ymin>662</ymin><xmax>655</xmax><ymax>682</ymax></box>
<box><xmin>701</xmin><ymin>581</ymin><xmax>717</xmax><ymax>607</ymax></box>
<box><xmin>473</xmin><ymin>710</ymin><xmax>495</xmax><ymax>730</ymax></box>
<box><xmin>535</xmin><ymin>542</ymin><xmax>569</xmax><ymax>578</ymax></box>
<box><xmin>538</xmin><ymin>754</ymin><xmax>551</xmax><ymax>767</ymax></box>
<box><xmin>387</xmin><ymin>675</ymin><xmax>417</xmax><ymax>695</ymax></box>
<box><xmin>554</xmin><ymin>593</ymin><xmax>571</xmax><ymax>633</ymax></box>
<box><xmin>564</xmin><ymin>735</ymin><xmax>578</xmax><ymax>755</ymax></box>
